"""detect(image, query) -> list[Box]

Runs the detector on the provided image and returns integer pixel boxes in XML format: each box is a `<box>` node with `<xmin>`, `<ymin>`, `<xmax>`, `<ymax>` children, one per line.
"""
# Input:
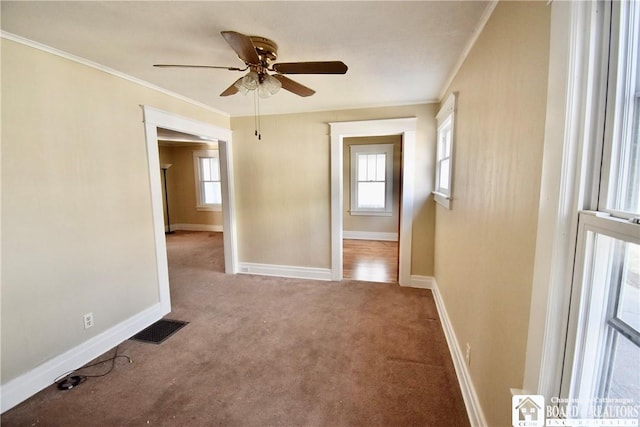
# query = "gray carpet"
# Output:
<box><xmin>1</xmin><ymin>231</ymin><xmax>470</xmax><ymax>427</ymax></box>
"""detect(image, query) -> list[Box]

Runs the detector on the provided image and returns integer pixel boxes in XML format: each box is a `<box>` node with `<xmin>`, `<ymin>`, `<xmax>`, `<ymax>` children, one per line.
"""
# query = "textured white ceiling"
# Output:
<box><xmin>1</xmin><ymin>1</ymin><xmax>492</xmax><ymax>117</ymax></box>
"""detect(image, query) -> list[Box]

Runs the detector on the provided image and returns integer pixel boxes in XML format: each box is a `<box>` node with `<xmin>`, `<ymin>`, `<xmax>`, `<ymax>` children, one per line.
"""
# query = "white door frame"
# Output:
<box><xmin>141</xmin><ymin>105</ymin><xmax>238</xmax><ymax>313</ymax></box>
<box><xmin>329</xmin><ymin>118</ymin><xmax>417</xmax><ymax>285</ymax></box>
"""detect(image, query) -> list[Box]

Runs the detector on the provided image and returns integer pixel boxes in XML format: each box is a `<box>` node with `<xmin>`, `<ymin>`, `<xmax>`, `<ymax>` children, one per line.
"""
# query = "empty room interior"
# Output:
<box><xmin>2</xmin><ymin>1</ymin><xmax>639</xmax><ymax>426</ymax></box>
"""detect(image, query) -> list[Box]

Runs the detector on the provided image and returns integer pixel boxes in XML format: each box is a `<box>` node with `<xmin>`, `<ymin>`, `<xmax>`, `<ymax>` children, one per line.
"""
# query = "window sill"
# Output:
<box><xmin>349</xmin><ymin>210</ymin><xmax>393</xmax><ymax>217</ymax></box>
<box><xmin>432</xmin><ymin>191</ymin><xmax>451</xmax><ymax>209</ymax></box>
<box><xmin>196</xmin><ymin>205</ymin><xmax>222</xmax><ymax>212</ymax></box>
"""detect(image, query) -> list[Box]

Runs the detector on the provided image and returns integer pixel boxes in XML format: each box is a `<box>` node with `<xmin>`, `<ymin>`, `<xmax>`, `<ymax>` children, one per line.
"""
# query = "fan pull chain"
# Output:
<box><xmin>253</xmin><ymin>90</ymin><xmax>261</xmax><ymax>141</ymax></box>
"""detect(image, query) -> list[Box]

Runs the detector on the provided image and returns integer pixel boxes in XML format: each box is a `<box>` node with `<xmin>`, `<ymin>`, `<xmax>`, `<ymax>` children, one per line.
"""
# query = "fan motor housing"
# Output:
<box><xmin>249</xmin><ymin>36</ymin><xmax>278</xmax><ymax>62</ymax></box>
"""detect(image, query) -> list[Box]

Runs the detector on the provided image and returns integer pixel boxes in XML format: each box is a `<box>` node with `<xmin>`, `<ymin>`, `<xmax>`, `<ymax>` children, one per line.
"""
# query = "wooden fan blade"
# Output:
<box><xmin>220</xmin><ymin>78</ymin><xmax>243</xmax><ymax>96</ymax></box>
<box><xmin>221</xmin><ymin>31</ymin><xmax>260</xmax><ymax>65</ymax></box>
<box><xmin>272</xmin><ymin>61</ymin><xmax>348</xmax><ymax>74</ymax></box>
<box><xmin>154</xmin><ymin>64</ymin><xmax>245</xmax><ymax>71</ymax></box>
<box><xmin>273</xmin><ymin>75</ymin><xmax>315</xmax><ymax>97</ymax></box>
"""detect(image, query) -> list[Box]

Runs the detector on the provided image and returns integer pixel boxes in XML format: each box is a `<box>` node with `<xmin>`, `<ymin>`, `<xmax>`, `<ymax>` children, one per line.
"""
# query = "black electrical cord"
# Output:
<box><xmin>54</xmin><ymin>345</ymin><xmax>132</xmax><ymax>391</ymax></box>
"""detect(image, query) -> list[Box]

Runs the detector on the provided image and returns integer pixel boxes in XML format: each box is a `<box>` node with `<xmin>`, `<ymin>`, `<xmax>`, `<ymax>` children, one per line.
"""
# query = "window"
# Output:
<box><xmin>193</xmin><ymin>149</ymin><xmax>221</xmax><ymax>211</ymax></box>
<box><xmin>434</xmin><ymin>92</ymin><xmax>457</xmax><ymax>209</ymax></box>
<box><xmin>350</xmin><ymin>144</ymin><xmax>394</xmax><ymax>216</ymax></box>
<box><xmin>563</xmin><ymin>0</ymin><xmax>640</xmax><ymax>413</ymax></box>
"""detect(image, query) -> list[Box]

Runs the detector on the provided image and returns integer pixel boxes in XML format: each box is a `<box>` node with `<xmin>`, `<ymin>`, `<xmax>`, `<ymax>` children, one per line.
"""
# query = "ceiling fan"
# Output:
<box><xmin>154</xmin><ymin>31</ymin><xmax>348</xmax><ymax>98</ymax></box>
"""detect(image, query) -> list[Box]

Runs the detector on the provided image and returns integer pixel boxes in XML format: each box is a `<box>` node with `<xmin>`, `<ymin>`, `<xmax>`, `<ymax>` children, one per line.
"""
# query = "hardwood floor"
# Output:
<box><xmin>343</xmin><ymin>239</ymin><xmax>399</xmax><ymax>283</ymax></box>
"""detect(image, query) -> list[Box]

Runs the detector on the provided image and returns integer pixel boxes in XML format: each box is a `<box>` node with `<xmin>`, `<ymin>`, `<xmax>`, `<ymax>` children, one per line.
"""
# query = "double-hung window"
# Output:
<box><xmin>350</xmin><ymin>144</ymin><xmax>394</xmax><ymax>216</ymax></box>
<box><xmin>193</xmin><ymin>149</ymin><xmax>222</xmax><ymax>211</ymax></box>
<box><xmin>562</xmin><ymin>0</ymin><xmax>639</xmax><ymax>412</ymax></box>
<box><xmin>434</xmin><ymin>92</ymin><xmax>457</xmax><ymax>209</ymax></box>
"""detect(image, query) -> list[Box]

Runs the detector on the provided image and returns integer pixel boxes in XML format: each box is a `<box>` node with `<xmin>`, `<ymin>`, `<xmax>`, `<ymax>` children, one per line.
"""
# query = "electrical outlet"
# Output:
<box><xmin>83</xmin><ymin>312</ymin><xmax>94</xmax><ymax>329</ymax></box>
<box><xmin>465</xmin><ymin>343</ymin><xmax>471</xmax><ymax>366</ymax></box>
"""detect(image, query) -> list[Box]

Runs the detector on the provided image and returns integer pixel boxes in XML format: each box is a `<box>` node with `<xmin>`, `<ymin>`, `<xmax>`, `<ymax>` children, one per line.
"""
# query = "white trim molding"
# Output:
<box><xmin>343</xmin><ymin>231</ymin><xmax>398</xmax><ymax>241</ymax></box>
<box><xmin>523</xmin><ymin>0</ymin><xmax>609</xmax><ymax>399</ymax></box>
<box><xmin>438</xmin><ymin>1</ymin><xmax>499</xmax><ymax>100</ymax></box>
<box><xmin>238</xmin><ymin>263</ymin><xmax>332</xmax><ymax>281</ymax></box>
<box><xmin>1</xmin><ymin>304</ymin><xmax>166</xmax><ymax>413</ymax></box>
<box><xmin>169</xmin><ymin>224</ymin><xmax>223</xmax><ymax>232</ymax></box>
<box><xmin>407</xmin><ymin>275</ymin><xmax>435</xmax><ymax>289</ymax></box>
<box><xmin>142</xmin><ymin>105</ymin><xmax>238</xmax><ymax>316</ymax></box>
<box><xmin>430</xmin><ymin>279</ymin><xmax>487</xmax><ymax>427</ymax></box>
<box><xmin>330</xmin><ymin>118</ymin><xmax>417</xmax><ymax>286</ymax></box>
<box><xmin>1</xmin><ymin>31</ymin><xmax>229</xmax><ymax>118</ymax></box>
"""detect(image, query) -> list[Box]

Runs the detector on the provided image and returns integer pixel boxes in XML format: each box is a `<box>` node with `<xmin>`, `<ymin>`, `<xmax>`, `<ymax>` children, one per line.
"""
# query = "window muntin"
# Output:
<box><xmin>193</xmin><ymin>149</ymin><xmax>221</xmax><ymax>211</ymax></box>
<box><xmin>350</xmin><ymin>144</ymin><xmax>394</xmax><ymax>215</ymax></box>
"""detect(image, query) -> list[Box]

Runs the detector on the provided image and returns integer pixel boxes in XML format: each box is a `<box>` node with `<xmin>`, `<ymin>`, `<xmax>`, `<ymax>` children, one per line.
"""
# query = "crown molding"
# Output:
<box><xmin>1</xmin><ymin>31</ymin><xmax>230</xmax><ymax>118</ymax></box>
<box><xmin>438</xmin><ymin>0</ymin><xmax>499</xmax><ymax>101</ymax></box>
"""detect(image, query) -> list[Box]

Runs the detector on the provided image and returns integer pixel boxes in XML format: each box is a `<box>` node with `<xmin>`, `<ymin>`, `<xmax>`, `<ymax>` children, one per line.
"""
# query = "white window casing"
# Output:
<box><xmin>193</xmin><ymin>149</ymin><xmax>222</xmax><ymax>211</ymax></box>
<box><xmin>350</xmin><ymin>143</ymin><xmax>394</xmax><ymax>216</ymax></box>
<box><xmin>560</xmin><ymin>0</ymin><xmax>640</xmax><ymax>406</ymax></box>
<box><xmin>434</xmin><ymin>92</ymin><xmax>457</xmax><ymax>209</ymax></box>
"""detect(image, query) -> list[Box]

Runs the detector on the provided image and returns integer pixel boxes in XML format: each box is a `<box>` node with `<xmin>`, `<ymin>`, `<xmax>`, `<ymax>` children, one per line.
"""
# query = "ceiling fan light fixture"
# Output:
<box><xmin>237</xmin><ymin>71</ymin><xmax>259</xmax><ymax>91</ymax></box>
<box><xmin>258</xmin><ymin>74</ymin><xmax>282</xmax><ymax>98</ymax></box>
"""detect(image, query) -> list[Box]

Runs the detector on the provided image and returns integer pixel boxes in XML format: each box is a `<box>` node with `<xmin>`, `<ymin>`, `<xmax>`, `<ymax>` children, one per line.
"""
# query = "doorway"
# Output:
<box><xmin>142</xmin><ymin>105</ymin><xmax>238</xmax><ymax>314</ymax></box>
<box><xmin>329</xmin><ymin>118</ymin><xmax>416</xmax><ymax>285</ymax></box>
<box><xmin>342</xmin><ymin>135</ymin><xmax>402</xmax><ymax>283</ymax></box>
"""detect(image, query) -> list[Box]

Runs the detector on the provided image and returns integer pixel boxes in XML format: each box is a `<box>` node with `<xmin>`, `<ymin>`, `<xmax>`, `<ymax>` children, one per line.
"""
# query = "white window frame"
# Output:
<box><xmin>349</xmin><ymin>143</ymin><xmax>394</xmax><ymax>216</ymax></box>
<box><xmin>598</xmin><ymin>0</ymin><xmax>640</xmax><ymax>219</ymax></box>
<box><xmin>524</xmin><ymin>0</ymin><xmax>640</xmax><ymax>401</ymax></box>
<box><xmin>193</xmin><ymin>149</ymin><xmax>222</xmax><ymax>211</ymax></box>
<box><xmin>560</xmin><ymin>0</ymin><xmax>640</xmax><ymax>405</ymax></box>
<box><xmin>434</xmin><ymin>92</ymin><xmax>457</xmax><ymax>209</ymax></box>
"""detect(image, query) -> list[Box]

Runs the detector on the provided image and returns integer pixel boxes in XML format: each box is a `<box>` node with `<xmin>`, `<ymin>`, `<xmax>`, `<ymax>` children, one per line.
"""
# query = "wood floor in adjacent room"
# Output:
<box><xmin>1</xmin><ymin>231</ymin><xmax>470</xmax><ymax>427</ymax></box>
<box><xmin>343</xmin><ymin>239</ymin><xmax>399</xmax><ymax>283</ymax></box>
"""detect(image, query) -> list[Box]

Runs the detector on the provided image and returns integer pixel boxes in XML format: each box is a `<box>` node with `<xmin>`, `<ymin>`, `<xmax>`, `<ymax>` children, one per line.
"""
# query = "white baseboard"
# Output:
<box><xmin>343</xmin><ymin>231</ymin><xmax>398</xmax><ymax>241</ymax></box>
<box><xmin>406</xmin><ymin>275</ymin><xmax>435</xmax><ymax>289</ymax></box>
<box><xmin>167</xmin><ymin>223</ymin><xmax>223</xmax><ymax>232</ymax></box>
<box><xmin>1</xmin><ymin>303</ymin><xmax>166</xmax><ymax>413</ymax></box>
<box><xmin>430</xmin><ymin>279</ymin><xmax>487</xmax><ymax>427</ymax></box>
<box><xmin>238</xmin><ymin>262</ymin><xmax>332</xmax><ymax>281</ymax></box>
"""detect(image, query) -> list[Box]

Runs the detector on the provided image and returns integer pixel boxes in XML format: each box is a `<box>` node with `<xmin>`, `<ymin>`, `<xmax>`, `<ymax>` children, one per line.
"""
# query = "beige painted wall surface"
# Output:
<box><xmin>343</xmin><ymin>135</ymin><xmax>401</xmax><ymax>235</ymax></box>
<box><xmin>434</xmin><ymin>2</ymin><xmax>551</xmax><ymax>426</ymax></box>
<box><xmin>1</xmin><ymin>39</ymin><xmax>229</xmax><ymax>383</ymax></box>
<box><xmin>158</xmin><ymin>144</ymin><xmax>223</xmax><ymax>228</ymax></box>
<box><xmin>231</xmin><ymin>103</ymin><xmax>436</xmax><ymax>275</ymax></box>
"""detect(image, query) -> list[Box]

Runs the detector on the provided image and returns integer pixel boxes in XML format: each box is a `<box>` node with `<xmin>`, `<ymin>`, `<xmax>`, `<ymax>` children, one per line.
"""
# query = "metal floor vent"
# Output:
<box><xmin>130</xmin><ymin>319</ymin><xmax>188</xmax><ymax>344</ymax></box>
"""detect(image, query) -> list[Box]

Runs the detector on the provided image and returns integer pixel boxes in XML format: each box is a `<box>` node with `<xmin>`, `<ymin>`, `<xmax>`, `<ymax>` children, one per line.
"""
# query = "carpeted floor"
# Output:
<box><xmin>1</xmin><ymin>231</ymin><xmax>470</xmax><ymax>427</ymax></box>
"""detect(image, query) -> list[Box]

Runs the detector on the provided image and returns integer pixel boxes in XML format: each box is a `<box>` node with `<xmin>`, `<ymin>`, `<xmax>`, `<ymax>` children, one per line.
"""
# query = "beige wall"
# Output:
<box><xmin>434</xmin><ymin>2</ymin><xmax>551</xmax><ymax>426</ymax></box>
<box><xmin>343</xmin><ymin>135</ymin><xmax>401</xmax><ymax>236</ymax></box>
<box><xmin>158</xmin><ymin>144</ymin><xmax>223</xmax><ymax>229</ymax></box>
<box><xmin>1</xmin><ymin>39</ymin><xmax>229</xmax><ymax>384</ymax></box>
<box><xmin>231</xmin><ymin>104</ymin><xmax>436</xmax><ymax>275</ymax></box>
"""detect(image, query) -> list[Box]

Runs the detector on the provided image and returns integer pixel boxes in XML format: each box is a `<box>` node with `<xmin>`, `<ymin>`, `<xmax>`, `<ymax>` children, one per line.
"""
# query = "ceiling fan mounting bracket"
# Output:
<box><xmin>249</xmin><ymin>36</ymin><xmax>278</xmax><ymax>63</ymax></box>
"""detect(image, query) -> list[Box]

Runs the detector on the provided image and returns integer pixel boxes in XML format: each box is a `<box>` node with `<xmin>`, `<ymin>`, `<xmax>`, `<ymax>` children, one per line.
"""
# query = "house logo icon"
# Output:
<box><xmin>512</xmin><ymin>395</ymin><xmax>545</xmax><ymax>427</ymax></box>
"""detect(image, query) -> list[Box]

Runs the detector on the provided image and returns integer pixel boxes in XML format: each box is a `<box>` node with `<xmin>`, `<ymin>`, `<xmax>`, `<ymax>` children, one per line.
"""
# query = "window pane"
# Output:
<box><xmin>358</xmin><ymin>182</ymin><xmax>385</xmax><ymax>209</ymax></box>
<box><xmin>376</xmin><ymin>154</ymin><xmax>386</xmax><ymax>181</ymax></box>
<box><xmin>210</xmin><ymin>158</ymin><xmax>220</xmax><ymax>181</ymax></box>
<box><xmin>617</xmin><ymin>241</ymin><xmax>640</xmax><ymax>331</ymax></box>
<box><xmin>367</xmin><ymin>154</ymin><xmax>377</xmax><ymax>181</ymax></box>
<box><xmin>608</xmin><ymin>3</ymin><xmax>640</xmax><ymax>215</ymax></box>
<box><xmin>201</xmin><ymin>158</ymin><xmax>212</xmax><ymax>181</ymax></box>
<box><xmin>203</xmin><ymin>182</ymin><xmax>221</xmax><ymax>204</ymax></box>
<box><xmin>439</xmin><ymin>158</ymin><xmax>450</xmax><ymax>190</ymax></box>
<box><xmin>358</xmin><ymin>154</ymin><xmax>368</xmax><ymax>181</ymax></box>
<box><xmin>443</xmin><ymin>129</ymin><xmax>451</xmax><ymax>157</ymax></box>
<box><xmin>607</xmin><ymin>333</ymin><xmax>640</xmax><ymax>403</ymax></box>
